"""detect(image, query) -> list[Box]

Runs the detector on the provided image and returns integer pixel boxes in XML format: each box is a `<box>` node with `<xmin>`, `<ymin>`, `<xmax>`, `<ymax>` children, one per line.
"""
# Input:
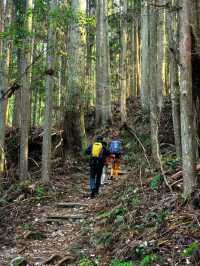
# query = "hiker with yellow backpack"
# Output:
<box><xmin>85</xmin><ymin>136</ymin><xmax>110</xmax><ymax>198</ymax></box>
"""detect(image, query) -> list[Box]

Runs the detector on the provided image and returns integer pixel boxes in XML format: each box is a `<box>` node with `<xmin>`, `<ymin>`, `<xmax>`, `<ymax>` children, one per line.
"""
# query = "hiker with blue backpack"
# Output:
<box><xmin>108</xmin><ymin>138</ymin><xmax>122</xmax><ymax>180</ymax></box>
<box><xmin>85</xmin><ymin>136</ymin><xmax>110</xmax><ymax>198</ymax></box>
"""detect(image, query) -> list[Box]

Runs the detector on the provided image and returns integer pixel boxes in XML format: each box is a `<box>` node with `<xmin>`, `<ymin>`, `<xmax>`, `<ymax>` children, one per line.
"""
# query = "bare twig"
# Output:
<box><xmin>139</xmin><ymin>165</ymin><xmax>145</xmax><ymax>197</ymax></box>
<box><xmin>158</xmin><ymin>154</ymin><xmax>173</xmax><ymax>193</ymax></box>
<box><xmin>123</xmin><ymin>124</ymin><xmax>153</xmax><ymax>173</ymax></box>
<box><xmin>171</xmin><ymin>163</ymin><xmax>200</xmax><ymax>180</ymax></box>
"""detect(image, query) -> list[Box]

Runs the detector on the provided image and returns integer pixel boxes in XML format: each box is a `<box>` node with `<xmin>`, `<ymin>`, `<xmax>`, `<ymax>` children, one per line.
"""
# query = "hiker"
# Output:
<box><xmin>85</xmin><ymin>136</ymin><xmax>110</xmax><ymax>198</ymax></box>
<box><xmin>108</xmin><ymin>138</ymin><xmax>122</xmax><ymax>180</ymax></box>
<box><xmin>101</xmin><ymin>141</ymin><xmax>109</xmax><ymax>185</ymax></box>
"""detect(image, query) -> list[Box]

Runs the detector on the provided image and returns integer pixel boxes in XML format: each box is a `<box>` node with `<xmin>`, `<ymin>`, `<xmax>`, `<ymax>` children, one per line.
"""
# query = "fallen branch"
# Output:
<box><xmin>171</xmin><ymin>163</ymin><xmax>200</xmax><ymax>179</ymax></box>
<box><xmin>171</xmin><ymin>179</ymin><xmax>182</xmax><ymax>187</ymax></box>
<box><xmin>46</xmin><ymin>215</ymin><xmax>86</xmax><ymax>220</ymax></box>
<box><xmin>56</xmin><ymin>202</ymin><xmax>88</xmax><ymax>208</ymax></box>
<box><xmin>55</xmin><ymin>256</ymin><xmax>74</xmax><ymax>266</ymax></box>
<box><xmin>41</xmin><ymin>254</ymin><xmax>61</xmax><ymax>265</ymax></box>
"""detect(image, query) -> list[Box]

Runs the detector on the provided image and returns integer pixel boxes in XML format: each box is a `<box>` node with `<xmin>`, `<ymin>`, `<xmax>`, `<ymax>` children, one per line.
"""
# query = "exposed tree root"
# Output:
<box><xmin>55</xmin><ymin>256</ymin><xmax>74</xmax><ymax>266</ymax></box>
<box><xmin>41</xmin><ymin>254</ymin><xmax>61</xmax><ymax>265</ymax></box>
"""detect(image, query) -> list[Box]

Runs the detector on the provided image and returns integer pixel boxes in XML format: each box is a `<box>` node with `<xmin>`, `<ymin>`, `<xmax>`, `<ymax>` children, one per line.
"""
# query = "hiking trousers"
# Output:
<box><xmin>109</xmin><ymin>155</ymin><xmax>120</xmax><ymax>178</ymax></box>
<box><xmin>89</xmin><ymin>159</ymin><xmax>103</xmax><ymax>193</ymax></box>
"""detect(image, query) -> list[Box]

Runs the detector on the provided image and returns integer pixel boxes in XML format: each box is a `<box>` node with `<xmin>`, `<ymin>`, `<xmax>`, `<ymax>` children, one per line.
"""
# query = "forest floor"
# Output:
<box><xmin>1</xmin><ymin>97</ymin><xmax>200</xmax><ymax>266</ymax></box>
<box><xmin>0</xmin><ymin>158</ymin><xmax>132</xmax><ymax>265</ymax></box>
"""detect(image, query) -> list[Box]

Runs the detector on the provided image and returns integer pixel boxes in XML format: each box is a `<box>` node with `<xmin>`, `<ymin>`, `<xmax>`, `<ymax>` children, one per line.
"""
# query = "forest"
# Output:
<box><xmin>0</xmin><ymin>0</ymin><xmax>200</xmax><ymax>265</ymax></box>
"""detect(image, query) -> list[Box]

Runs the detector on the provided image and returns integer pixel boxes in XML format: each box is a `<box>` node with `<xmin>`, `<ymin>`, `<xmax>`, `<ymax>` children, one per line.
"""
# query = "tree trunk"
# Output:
<box><xmin>140</xmin><ymin>0</ymin><xmax>150</xmax><ymax>111</ymax></box>
<box><xmin>64</xmin><ymin>0</ymin><xmax>87</xmax><ymax>153</ymax></box>
<box><xmin>96</xmin><ymin>0</ymin><xmax>112</xmax><ymax>126</ymax></box>
<box><xmin>191</xmin><ymin>0</ymin><xmax>200</xmax><ymax>161</ymax></box>
<box><xmin>179</xmin><ymin>0</ymin><xmax>196</xmax><ymax>197</ymax></box>
<box><xmin>0</xmin><ymin>0</ymin><xmax>12</xmax><ymax>178</ymax></box>
<box><xmin>13</xmin><ymin>50</ymin><xmax>21</xmax><ymax>128</ymax></box>
<box><xmin>120</xmin><ymin>0</ymin><xmax>127</xmax><ymax>124</ymax></box>
<box><xmin>156</xmin><ymin>0</ymin><xmax>165</xmax><ymax>112</ymax></box>
<box><xmin>42</xmin><ymin>0</ymin><xmax>56</xmax><ymax>183</ymax></box>
<box><xmin>0</xmin><ymin>1</ymin><xmax>6</xmax><ymax>178</ymax></box>
<box><xmin>167</xmin><ymin>0</ymin><xmax>181</xmax><ymax>157</ymax></box>
<box><xmin>130</xmin><ymin>2</ymin><xmax>137</xmax><ymax>96</ymax></box>
<box><xmin>86</xmin><ymin>0</ymin><xmax>95</xmax><ymax>108</ymax></box>
<box><xmin>20</xmin><ymin>0</ymin><xmax>33</xmax><ymax>179</ymax></box>
<box><xmin>149</xmin><ymin>2</ymin><xmax>160</xmax><ymax>164</ymax></box>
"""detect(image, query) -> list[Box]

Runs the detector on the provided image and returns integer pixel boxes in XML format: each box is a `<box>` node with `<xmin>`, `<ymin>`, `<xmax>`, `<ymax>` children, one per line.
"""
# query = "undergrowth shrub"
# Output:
<box><xmin>111</xmin><ymin>259</ymin><xmax>135</xmax><ymax>266</ymax></box>
<box><xmin>181</xmin><ymin>242</ymin><xmax>200</xmax><ymax>257</ymax></box>
<box><xmin>150</xmin><ymin>175</ymin><xmax>163</xmax><ymax>191</ymax></box>
<box><xmin>78</xmin><ymin>257</ymin><xmax>94</xmax><ymax>266</ymax></box>
<box><xmin>139</xmin><ymin>254</ymin><xmax>157</xmax><ymax>266</ymax></box>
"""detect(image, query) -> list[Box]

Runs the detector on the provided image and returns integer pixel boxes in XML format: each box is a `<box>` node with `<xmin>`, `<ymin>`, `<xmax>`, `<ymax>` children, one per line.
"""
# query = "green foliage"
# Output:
<box><xmin>135</xmin><ymin>242</ymin><xmax>149</xmax><ymax>257</ymax></box>
<box><xmin>10</xmin><ymin>256</ymin><xmax>26</xmax><ymax>266</ymax></box>
<box><xmin>122</xmin><ymin>131</ymin><xmax>151</xmax><ymax>168</ymax></box>
<box><xmin>139</xmin><ymin>255</ymin><xmax>157</xmax><ymax>266</ymax></box>
<box><xmin>98</xmin><ymin>207</ymin><xmax>127</xmax><ymax>221</ymax></box>
<box><xmin>146</xmin><ymin>210</ymin><xmax>168</xmax><ymax>225</ymax></box>
<box><xmin>130</xmin><ymin>195</ymin><xmax>141</xmax><ymax>207</ymax></box>
<box><xmin>0</xmin><ymin>197</ymin><xmax>7</xmax><ymax>206</ymax></box>
<box><xmin>181</xmin><ymin>242</ymin><xmax>200</xmax><ymax>257</ymax></box>
<box><xmin>150</xmin><ymin>175</ymin><xmax>163</xmax><ymax>191</ymax></box>
<box><xmin>115</xmin><ymin>215</ymin><xmax>125</xmax><ymax>225</ymax></box>
<box><xmin>98</xmin><ymin>210</ymin><xmax>112</xmax><ymax>219</ymax></box>
<box><xmin>21</xmin><ymin>223</ymin><xmax>34</xmax><ymax>231</ymax></box>
<box><xmin>111</xmin><ymin>259</ymin><xmax>135</xmax><ymax>266</ymax></box>
<box><xmin>112</xmin><ymin>207</ymin><xmax>127</xmax><ymax>217</ymax></box>
<box><xmin>93</xmin><ymin>231</ymin><xmax>113</xmax><ymax>247</ymax></box>
<box><xmin>35</xmin><ymin>184</ymin><xmax>45</xmax><ymax>200</ymax></box>
<box><xmin>78</xmin><ymin>257</ymin><xmax>94</xmax><ymax>266</ymax></box>
<box><xmin>163</xmin><ymin>157</ymin><xmax>181</xmax><ymax>170</ymax></box>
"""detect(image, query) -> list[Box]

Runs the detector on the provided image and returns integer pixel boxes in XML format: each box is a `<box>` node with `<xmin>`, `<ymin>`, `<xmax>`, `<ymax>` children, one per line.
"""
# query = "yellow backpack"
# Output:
<box><xmin>92</xmin><ymin>142</ymin><xmax>103</xmax><ymax>158</ymax></box>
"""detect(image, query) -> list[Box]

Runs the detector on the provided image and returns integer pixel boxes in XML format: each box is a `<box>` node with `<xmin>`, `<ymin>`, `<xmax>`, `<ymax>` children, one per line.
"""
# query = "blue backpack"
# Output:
<box><xmin>109</xmin><ymin>140</ymin><xmax>122</xmax><ymax>154</ymax></box>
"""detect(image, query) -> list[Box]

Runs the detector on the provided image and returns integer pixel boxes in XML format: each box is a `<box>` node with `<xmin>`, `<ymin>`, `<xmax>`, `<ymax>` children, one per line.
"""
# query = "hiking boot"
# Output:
<box><xmin>90</xmin><ymin>190</ymin><xmax>96</xmax><ymax>199</ymax></box>
<box><xmin>94</xmin><ymin>187</ymin><xmax>100</xmax><ymax>195</ymax></box>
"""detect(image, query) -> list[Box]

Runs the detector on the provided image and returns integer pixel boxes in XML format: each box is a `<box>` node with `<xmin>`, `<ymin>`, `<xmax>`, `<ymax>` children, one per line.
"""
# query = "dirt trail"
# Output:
<box><xmin>0</xmin><ymin>164</ymin><xmax>130</xmax><ymax>266</ymax></box>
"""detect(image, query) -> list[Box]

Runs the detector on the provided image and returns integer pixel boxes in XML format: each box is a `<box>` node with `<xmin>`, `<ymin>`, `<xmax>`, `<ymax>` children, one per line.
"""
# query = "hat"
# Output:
<box><xmin>96</xmin><ymin>135</ymin><xmax>103</xmax><ymax>142</ymax></box>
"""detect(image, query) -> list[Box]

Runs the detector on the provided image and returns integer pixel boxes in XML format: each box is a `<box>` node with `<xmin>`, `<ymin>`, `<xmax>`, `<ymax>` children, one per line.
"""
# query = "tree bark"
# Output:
<box><xmin>156</xmin><ymin>0</ymin><xmax>165</xmax><ymax>112</ymax></box>
<box><xmin>179</xmin><ymin>0</ymin><xmax>196</xmax><ymax>197</ymax></box>
<box><xmin>0</xmin><ymin>0</ymin><xmax>12</xmax><ymax>178</ymax></box>
<box><xmin>167</xmin><ymin>0</ymin><xmax>181</xmax><ymax>157</ymax></box>
<box><xmin>96</xmin><ymin>0</ymin><xmax>112</xmax><ymax>126</ymax></box>
<box><xmin>149</xmin><ymin>1</ymin><xmax>160</xmax><ymax>164</ymax></box>
<box><xmin>41</xmin><ymin>0</ymin><xmax>56</xmax><ymax>183</ymax></box>
<box><xmin>119</xmin><ymin>0</ymin><xmax>127</xmax><ymax>124</ymax></box>
<box><xmin>140</xmin><ymin>0</ymin><xmax>150</xmax><ymax>111</ymax></box>
<box><xmin>86</xmin><ymin>0</ymin><xmax>95</xmax><ymax>108</ymax></box>
<box><xmin>20</xmin><ymin>0</ymin><xmax>33</xmax><ymax>179</ymax></box>
<box><xmin>64</xmin><ymin>0</ymin><xmax>87</xmax><ymax>153</ymax></box>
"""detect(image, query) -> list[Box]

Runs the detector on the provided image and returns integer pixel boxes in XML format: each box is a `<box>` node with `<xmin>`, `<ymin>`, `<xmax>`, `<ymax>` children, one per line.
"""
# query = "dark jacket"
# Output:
<box><xmin>85</xmin><ymin>142</ymin><xmax>110</xmax><ymax>166</ymax></box>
